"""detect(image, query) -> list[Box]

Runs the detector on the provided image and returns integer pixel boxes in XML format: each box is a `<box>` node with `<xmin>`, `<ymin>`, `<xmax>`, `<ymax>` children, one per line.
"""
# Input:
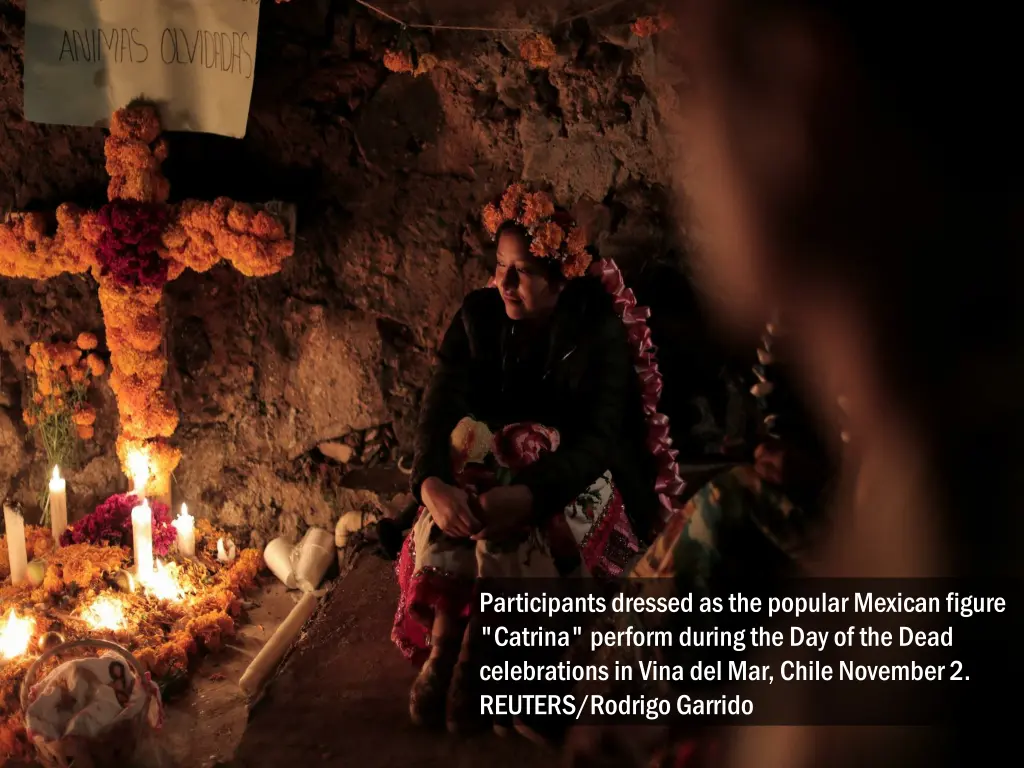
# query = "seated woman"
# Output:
<box><xmin>391</xmin><ymin>183</ymin><xmax>686</xmax><ymax>733</ymax></box>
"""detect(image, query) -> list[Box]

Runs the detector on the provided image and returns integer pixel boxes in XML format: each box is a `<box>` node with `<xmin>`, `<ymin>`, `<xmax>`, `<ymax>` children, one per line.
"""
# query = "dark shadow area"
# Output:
<box><xmin>161</xmin><ymin>134</ymin><xmax>325</xmax><ymax>211</ymax></box>
<box><xmin>632</xmin><ymin>257</ymin><xmax>756</xmax><ymax>461</ymax></box>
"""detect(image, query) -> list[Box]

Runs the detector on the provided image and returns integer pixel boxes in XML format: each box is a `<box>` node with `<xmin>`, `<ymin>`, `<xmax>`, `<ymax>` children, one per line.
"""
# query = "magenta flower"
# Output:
<box><xmin>96</xmin><ymin>200</ymin><xmax>170</xmax><ymax>289</ymax></box>
<box><xmin>60</xmin><ymin>492</ymin><xmax>177</xmax><ymax>556</ymax></box>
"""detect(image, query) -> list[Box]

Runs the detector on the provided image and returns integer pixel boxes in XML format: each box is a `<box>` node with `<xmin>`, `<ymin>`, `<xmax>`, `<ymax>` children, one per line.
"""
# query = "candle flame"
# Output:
<box><xmin>51</xmin><ymin>465</ymin><xmax>61</xmax><ymax>482</ymax></box>
<box><xmin>178</xmin><ymin>503</ymin><xmax>190</xmax><ymax>520</ymax></box>
<box><xmin>82</xmin><ymin>595</ymin><xmax>126</xmax><ymax>632</ymax></box>
<box><xmin>126</xmin><ymin>450</ymin><xmax>150</xmax><ymax>495</ymax></box>
<box><xmin>0</xmin><ymin>608</ymin><xmax>35</xmax><ymax>659</ymax></box>
<box><xmin>142</xmin><ymin>560</ymin><xmax>185</xmax><ymax>602</ymax></box>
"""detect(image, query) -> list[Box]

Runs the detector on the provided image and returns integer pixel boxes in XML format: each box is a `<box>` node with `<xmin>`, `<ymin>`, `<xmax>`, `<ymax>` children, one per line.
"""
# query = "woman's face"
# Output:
<box><xmin>495</xmin><ymin>230</ymin><xmax>562</xmax><ymax>320</ymax></box>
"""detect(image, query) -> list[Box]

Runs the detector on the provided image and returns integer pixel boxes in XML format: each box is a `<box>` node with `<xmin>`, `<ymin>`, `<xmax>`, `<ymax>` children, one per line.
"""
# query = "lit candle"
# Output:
<box><xmin>131</xmin><ymin>498</ymin><xmax>154</xmax><ymax>580</ymax></box>
<box><xmin>2</xmin><ymin>503</ymin><xmax>28</xmax><ymax>586</ymax></box>
<box><xmin>175</xmin><ymin>503</ymin><xmax>195</xmax><ymax>557</ymax></box>
<box><xmin>127</xmin><ymin>450</ymin><xmax>150</xmax><ymax>498</ymax></box>
<box><xmin>49</xmin><ymin>465</ymin><xmax>67</xmax><ymax>544</ymax></box>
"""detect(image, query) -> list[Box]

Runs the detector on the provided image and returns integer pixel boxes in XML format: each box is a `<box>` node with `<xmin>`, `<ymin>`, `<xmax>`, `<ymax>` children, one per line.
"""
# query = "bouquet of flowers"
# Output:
<box><xmin>23</xmin><ymin>335</ymin><xmax>106</xmax><ymax>523</ymax></box>
<box><xmin>449</xmin><ymin>417</ymin><xmax>560</xmax><ymax>495</ymax></box>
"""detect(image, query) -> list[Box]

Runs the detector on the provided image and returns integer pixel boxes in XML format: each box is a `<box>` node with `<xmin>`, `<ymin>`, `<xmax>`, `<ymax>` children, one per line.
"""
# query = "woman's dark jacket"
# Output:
<box><xmin>411</xmin><ymin>277</ymin><xmax>660</xmax><ymax>544</ymax></box>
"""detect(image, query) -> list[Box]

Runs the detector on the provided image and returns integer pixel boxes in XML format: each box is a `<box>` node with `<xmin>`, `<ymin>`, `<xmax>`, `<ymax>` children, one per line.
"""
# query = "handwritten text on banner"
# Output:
<box><xmin>24</xmin><ymin>0</ymin><xmax>262</xmax><ymax>139</ymax></box>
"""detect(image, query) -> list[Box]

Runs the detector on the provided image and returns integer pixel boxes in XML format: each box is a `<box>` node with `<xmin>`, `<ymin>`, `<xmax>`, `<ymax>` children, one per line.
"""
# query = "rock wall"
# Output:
<box><xmin>0</xmin><ymin>1</ymin><xmax>744</xmax><ymax>547</ymax></box>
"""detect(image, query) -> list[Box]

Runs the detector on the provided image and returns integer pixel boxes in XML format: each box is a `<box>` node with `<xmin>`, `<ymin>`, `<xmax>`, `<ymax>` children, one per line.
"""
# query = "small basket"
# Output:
<box><xmin>19</xmin><ymin>639</ymin><xmax>157</xmax><ymax>768</ymax></box>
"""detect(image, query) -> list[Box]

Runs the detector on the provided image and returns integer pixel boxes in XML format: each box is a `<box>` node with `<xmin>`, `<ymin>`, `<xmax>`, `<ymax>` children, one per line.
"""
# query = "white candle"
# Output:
<box><xmin>131</xmin><ymin>498</ymin><xmax>154</xmax><ymax>579</ymax></box>
<box><xmin>127</xmin><ymin>450</ymin><xmax>150</xmax><ymax>498</ymax></box>
<box><xmin>175</xmin><ymin>503</ymin><xmax>195</xmax><ymax>557</ymax></box>
<box><xmin>3</xmin><ymin>504</ymin><xmax>28</xmax><ymax>586</ymax></box>
<box><xmin>49</xmin><ymin>466</ymin><xmax>67</xmax><ymax>543</ymax></box>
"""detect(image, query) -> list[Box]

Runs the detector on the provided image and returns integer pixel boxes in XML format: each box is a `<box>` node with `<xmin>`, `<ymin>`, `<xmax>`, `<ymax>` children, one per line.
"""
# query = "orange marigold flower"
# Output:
<box><xmin>109</xmin><ymin>105</ymin><xmax>162</xmax><ymax>143</ymax></box>
<box><xmin>53</xmin><ymin>341</ymin><xmax>81</xmax><ymax>368</ymax></box>
<box><xmin>51</xmin><ymin>369</ymin><xmax>71</xmax><ymax>392</ymax></box>
<box><xmin>482</xmin><ymin>204</ymin><xmax>505</xmax><ymax>237</ymax></box>
<box><xmin>72</xmin><ymin>404</ymin><xmax>97</xmax><ymax>426</ymax></box>
<box><xmin>530</xmin><ymin>221</ymin><xmax>565</xmax><ymax>259</ymax></box>
<box><xmin>76</xmin><ymin>424</ymin><xmax>94</xmax><ymax>440</ymax></box>
<box><xmin>561</xmin><ymin>249</ymin><xmax>593</xmax><ymax>279</ymax></box>
<box><xmin>520</xmin><ymin>192</ymin><xmax>556</xmax><ymax>230</ymax></box>
<box><xmin>25</xmin><ymin>355</ymin><xmax>35</xmax><ymax>372</ymax></box>
<box><xmin>110</xmin><ymin>345</ymin><xmax>167</xmax><ymax>381</ymax></box>
<box><xmin>77</xmin><ymin>332</ymin><xmax>99</xmax><ymax>351</ymax></box>
<box><xmin>499</xmin><ymin>184</ymin><xmax>526</xmax><ymax>222</ymax></box>
<box><xmin>383</xmin><ymin>49</ymin><xmax>415</xmax><ymax>74</ymax></box>
<box><xmin>122</xmin><ymin>390</ymin><xmax>178</xmax><ymax>440</ymax></box>
<box><xmin>520</xmin><ymin>34</ymin><xmax>557</xmax><ymax>69</ymax></box>
<box><xmin>86</xmin><ymin>354</ymin><xmax>107</xmax><ymax>377</ymax></box>
<box><xmin>167</xmin><ymin>261</ymin><xmax>187</xmax><ymax>281</ymax></box>
<box><xmin>22</xmin><ymin>410</ymin><xmax>36</xmax><ymax>427</ymax></box>
<box><xmin>69</xmin><ymin>365</ymin><xmax>87</xmax><ymax>385</ymax></box>
<box><xmin>565</xmin><ymin>226</ymin><xmax>589</xmax><ymax>256</ymax></box>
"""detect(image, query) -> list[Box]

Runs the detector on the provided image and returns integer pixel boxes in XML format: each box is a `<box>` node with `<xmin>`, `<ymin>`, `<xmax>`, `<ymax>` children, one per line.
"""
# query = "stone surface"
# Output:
<box><xmin>319</xmin><ymin>441</ymin><xmax>354</xmax><ymax>464</ymax></box>
<box><xmin>0</xmin><ymin>409</ymin><xmax>25</xmax><ymax>500</ymax></box>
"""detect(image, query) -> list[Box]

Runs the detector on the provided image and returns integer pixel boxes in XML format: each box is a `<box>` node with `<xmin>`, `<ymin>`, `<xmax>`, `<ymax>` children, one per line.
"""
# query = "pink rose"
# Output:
<box><xmin>492</xmin><ymin>422</ymin><xmax>560</xmax><ymax>471</ymax></box>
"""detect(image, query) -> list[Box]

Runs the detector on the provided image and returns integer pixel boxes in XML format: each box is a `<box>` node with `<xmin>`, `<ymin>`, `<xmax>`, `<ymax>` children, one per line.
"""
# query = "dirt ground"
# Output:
<box><xmin>155</xmin><ymin>554</ymin><xmax>555</xmax><ymax>768</ymax></box>
<box><xmin>156</xmin><ymin>583</ymin><xmax>299</xmax><ymax>767</ymax></box>
<box><xmin>227</xmin><ymin>555</ymin><xmax>556</xmax><ymax>768</ymax></box>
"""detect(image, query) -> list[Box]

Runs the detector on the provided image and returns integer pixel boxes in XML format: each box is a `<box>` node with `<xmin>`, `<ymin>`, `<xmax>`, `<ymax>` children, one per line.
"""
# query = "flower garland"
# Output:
<box><xmin>0</xmin><ymin>104</ymin><xmax>295</xmax><ymax>498</ymax></box>
<box><xmin>482</xmin><ymin>184</ymin><xmax>592</xmax><ymax>279</ymax></box>
<box><xmin>482</xmin><ymin>185</ymin><xmax>686</xmax><ymax>534</ymax></box>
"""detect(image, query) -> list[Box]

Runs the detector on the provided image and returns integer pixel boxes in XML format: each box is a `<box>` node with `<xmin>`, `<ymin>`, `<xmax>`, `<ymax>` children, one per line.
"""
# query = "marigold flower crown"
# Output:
<box><xmin>481</xmin><ymin>184</ymin><xmax>592</xmax><ymax>280</ymax></box>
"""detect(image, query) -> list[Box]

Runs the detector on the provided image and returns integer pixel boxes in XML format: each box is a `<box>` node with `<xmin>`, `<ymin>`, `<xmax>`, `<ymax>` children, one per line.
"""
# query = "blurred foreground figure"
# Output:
<box><xmin>567</xmin><ymin>0</ymin><xmax>1022</xmax><ymax>765</ymax></box>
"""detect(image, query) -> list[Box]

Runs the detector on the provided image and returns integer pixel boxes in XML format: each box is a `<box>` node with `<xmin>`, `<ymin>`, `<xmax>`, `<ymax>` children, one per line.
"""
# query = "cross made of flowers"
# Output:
<box><xmin>0</xmin><ymin>104</ymin><xmax>296</xmax><ymax>501</ymax></box>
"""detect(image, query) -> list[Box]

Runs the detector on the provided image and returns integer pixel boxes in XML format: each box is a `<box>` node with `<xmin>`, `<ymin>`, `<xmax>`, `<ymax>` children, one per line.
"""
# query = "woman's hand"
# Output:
<box><xmin>471</xmin><ymin>485</ymin><xmax>534</xmax><ymax>541</ymax></box>
<box><xmin>421</xmin><ymin>477</ymin><xmax>479</xmax><ymax>538</ymax></box>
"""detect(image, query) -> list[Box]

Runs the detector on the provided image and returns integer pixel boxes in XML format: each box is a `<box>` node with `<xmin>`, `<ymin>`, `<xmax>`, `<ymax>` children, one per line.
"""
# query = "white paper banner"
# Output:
<box><xmin>24</xmin><ymin>0</ymin><xmax>262</xmax><ymax>138</ymax></box>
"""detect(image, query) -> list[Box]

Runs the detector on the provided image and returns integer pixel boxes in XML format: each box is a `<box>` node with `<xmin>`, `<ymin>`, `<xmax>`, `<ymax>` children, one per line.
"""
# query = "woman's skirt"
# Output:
<box><xmin>392</xmin><ymin>468</ymin><xmax>641</xmax><ymax>666</ymax></box>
